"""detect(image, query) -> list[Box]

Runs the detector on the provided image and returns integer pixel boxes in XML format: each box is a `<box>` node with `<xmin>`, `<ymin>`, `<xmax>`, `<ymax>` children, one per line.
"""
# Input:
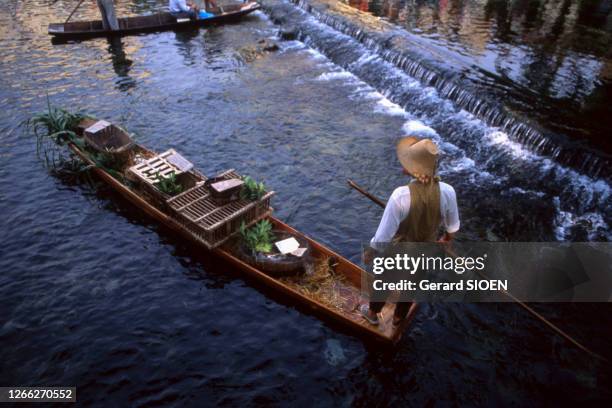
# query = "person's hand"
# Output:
<box><xmin>437</xmin><ymin>232</ymin><xmax>454</xmax><ymax>243</ymax></box>
<box><xmin>437</xmin><ymin>232</ymin><xmax>457</xmax><ymax>257</ymax></box>
<box><xmin>363</xmin><ymin>247</ymin><xmax>375</xmax><ymax>265</ymax></box>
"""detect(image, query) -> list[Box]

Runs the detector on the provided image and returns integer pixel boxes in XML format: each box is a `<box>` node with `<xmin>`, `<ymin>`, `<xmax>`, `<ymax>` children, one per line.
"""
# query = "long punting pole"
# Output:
<box><xmin>347</xmin><ymin>178</ymin><xmax>606</xmax><ymax>361</ymax></box>
<box><xmin>64</xmin><ymin>0</ymin><xmax>87</xmax><ymax>24</ymax></box>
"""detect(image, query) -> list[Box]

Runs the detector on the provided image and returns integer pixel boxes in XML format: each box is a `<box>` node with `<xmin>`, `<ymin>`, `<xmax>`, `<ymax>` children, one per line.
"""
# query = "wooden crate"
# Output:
<box><xmin>128</xmin><ymin>149</ymin><xmax>205</xmax><ymax>205</ymax></box>
<box><xmin>167</xmin><ymin>169</ymin><xmax>274</xmax><ymax>249</ymax></box>
<box><xmin>128</xmin><ymin>149</ymin><xmax>193</xmax><ymax>185</ymax></box>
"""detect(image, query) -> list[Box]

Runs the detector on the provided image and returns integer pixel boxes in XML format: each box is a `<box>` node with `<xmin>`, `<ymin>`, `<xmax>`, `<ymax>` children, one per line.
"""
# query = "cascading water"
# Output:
<box><xmin>259</xmin><ymin>0</ymin><xmax>611</xmax><ymax>241</ymax></box>
<box><xmin>261</xmin><ymin>0</ymin><xmax>610</xmax><ymax>180</ymax></box>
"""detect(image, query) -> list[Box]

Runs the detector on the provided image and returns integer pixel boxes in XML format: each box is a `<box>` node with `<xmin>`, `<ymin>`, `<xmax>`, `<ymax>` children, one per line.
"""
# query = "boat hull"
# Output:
<box><xmin>48</xmin><ymin>3</ymin><xmax>260</xmax><ymax>39</ymax></box>
<box><xmin>67</xmin><ymin>141</ymin><xmax>417</xmax><ymax>345</ymax></box>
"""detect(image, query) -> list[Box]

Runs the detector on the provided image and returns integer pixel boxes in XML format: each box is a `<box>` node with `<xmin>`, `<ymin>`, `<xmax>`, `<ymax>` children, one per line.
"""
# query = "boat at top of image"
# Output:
<box><xmin>48</xmin><ymin>2</ymin><xmax>260</xmax><ymax>39</ymax></box>
<box><xmin>31</xmin><ymin>111</ymin><xmax>417</xmax><ymax>346</ymax></box>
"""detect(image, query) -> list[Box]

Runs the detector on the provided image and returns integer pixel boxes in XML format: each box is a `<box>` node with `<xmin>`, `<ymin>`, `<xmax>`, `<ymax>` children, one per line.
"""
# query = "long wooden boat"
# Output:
<box><xmin>48</xmin><ymin>2</ymin><xmax>260</xmax><ymax>39</ymax></box>
<box><xmin>64</xmin><ymin>119</ymin><xmax>417</xmax><ymax>345</ymax></box>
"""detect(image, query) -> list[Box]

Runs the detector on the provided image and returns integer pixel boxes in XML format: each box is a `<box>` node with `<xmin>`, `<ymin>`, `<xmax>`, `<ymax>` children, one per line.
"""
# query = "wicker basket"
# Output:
<box><xmin>232</xmin><ymin>230</ymin><xmax>311</xmax><ymax>277</ymax></box>
<box><xmin>83</xmin><ymin>120</ymin><xmax>134</xmax><ymax>155</ymax></box>
<box><xmin>167</xmin><ymin>169</ymin><xmax>274</xmax><ymax>249</ymax></box>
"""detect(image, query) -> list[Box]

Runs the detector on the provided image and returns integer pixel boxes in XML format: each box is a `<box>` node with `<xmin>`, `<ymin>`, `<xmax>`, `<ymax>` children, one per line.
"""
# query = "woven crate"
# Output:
<box><xmin>167</xmin><ymin>169</ymin><xmax>274</xmax><ymax>249</ymax></box>
<box><xmin>83</xmin><ymin>120</ymin><xmax>134</xmax><ymax>155</ymax></box>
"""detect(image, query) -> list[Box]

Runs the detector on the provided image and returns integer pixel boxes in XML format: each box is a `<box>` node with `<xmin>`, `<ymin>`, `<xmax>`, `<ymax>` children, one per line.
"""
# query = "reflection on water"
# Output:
<box><xmin>1</xmin><ymin>0</ymin><xmax>612</xmax><ymax>405</ymax></box>
<box><xmin>107</xmin><ymin>37</ymin><xmax>135</xmax><ymax>89</ymax></box>
<box><xmin>345</xmin><ymin>0</ymin><xmax>612</xmax><ymax>154</ymax></box>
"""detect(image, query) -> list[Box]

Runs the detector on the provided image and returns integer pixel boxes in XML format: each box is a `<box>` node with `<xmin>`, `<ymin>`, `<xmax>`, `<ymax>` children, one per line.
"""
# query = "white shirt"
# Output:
<box><xmin>169</xmin><ymin>0</ymin><xmax>191</xmax><ymax>13</ymax></box>
<box><xmin>370</xmin><ymin>182</ymin><xmax>460</xmax><ymax>248</ymax></box>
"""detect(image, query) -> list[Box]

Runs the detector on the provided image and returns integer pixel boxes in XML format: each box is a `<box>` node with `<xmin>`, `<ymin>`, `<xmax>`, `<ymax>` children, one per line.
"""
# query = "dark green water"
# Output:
<box><xmin>0</xmin><ymin>0</ymin><xmax>611</xmax><ymax>405</ymax></box>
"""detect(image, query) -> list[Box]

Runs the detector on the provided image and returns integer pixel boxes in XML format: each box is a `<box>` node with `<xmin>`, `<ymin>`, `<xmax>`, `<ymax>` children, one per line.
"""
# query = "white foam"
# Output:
<box><xmin>305</xmin><ymin>52</ymin><xmax>408</xmax><ymax>117</ymax></box>
<box><xmin>351</xmin><ymin>88</ymin><xmax>380</xmax><ymax>101</ymax></box>
<box><xmin>484</xmin><ymin>131</ymin><xmax>533</xmax><ymax>159</ymax></box>
<box><xmin>280</xmin><ymin>40</ymin><xmax>306</xmax><ymax>52</ymax></box>
<box><xmin>508</xmin><ymin>187</ymin><xmax>545</xmax><ymax>197</ymax></box>
<box><xmin>446</xmin><ymin>156</ymin><xmax>475</xmax><ymax>172</ymax></box>
<box><xmin>402</xmin><ymin>120</ymin><xmax>438</xmax><ymax>137</ymax></box>
<box><xmin>315</xmin><ymin>71</ymin><xmax>355</xmax><ymax>81</ymax></box>
<box><xmin>553</xmin><ymin>197</ymin><xmax>611</xmax><ymax>241</ymax></box>
<box><xmin>350</xmin><ymin>52</ymin><xmax>378</xmax><ymax>68</ymax></box>
<box><xmin>373</xmin><ymin>97</ymin><xmax>407</xmax><ymax>117</ymax></box>
<box><xmin>252</xmin><ymin>9</ymin><xmax>269</xmax><ymax>21</ymax></box>
<box><xmin>304</xmin><ymin>48</ymin><xmax>327</xmax><ymax>61</ymax></box>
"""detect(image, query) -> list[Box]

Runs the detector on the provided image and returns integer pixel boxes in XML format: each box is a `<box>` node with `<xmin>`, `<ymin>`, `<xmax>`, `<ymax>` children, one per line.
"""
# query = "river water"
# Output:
<box><xmin>345</xmin><ymin>0</ymin><xmax>612</xmax><ymax>156</ymax></box>
<box><xmin>0</xmin><ymin>0</ymin><xmax>611</xmax><ymax>405</ymax></box>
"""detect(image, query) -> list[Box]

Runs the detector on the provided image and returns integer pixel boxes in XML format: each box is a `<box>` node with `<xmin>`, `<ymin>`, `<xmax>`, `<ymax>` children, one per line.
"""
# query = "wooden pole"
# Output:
<box><xmin>347</xmin><ymin>179</ymin><xmax>386</xmax><ymax>208</ymax></box>
<box><xmin>64</xmin><ymin>0</ymin><xmax>87</xmax><ymax>24</ymax></box>
<box><xmin>347</xmin><ymin>178</ymin><xmax>606</xmax><ymax>361</ymax></box>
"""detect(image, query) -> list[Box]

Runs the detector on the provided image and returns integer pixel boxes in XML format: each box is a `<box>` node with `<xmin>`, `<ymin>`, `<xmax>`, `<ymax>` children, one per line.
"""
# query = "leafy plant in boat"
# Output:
<box><xmin>240</xmin><ymin>175</ymin><xmax>266</xmax><ymax>200</ymax></box>
<box><xmin>155</xmin><ymin>171</ymin><xmax>183</xmax><ymax>196</ymax></box>
<box><xmin>240</xmin><ymin>220</ymin><xmax>276</xmax><ymax>254</ymax></box>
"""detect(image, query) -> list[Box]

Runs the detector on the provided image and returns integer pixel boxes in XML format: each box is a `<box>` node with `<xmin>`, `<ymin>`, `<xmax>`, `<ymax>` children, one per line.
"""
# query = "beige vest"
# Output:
<box><xmin>393</xmin><ymin>181</ymin><xmax>441</xmax><ymax>242</ymax></box>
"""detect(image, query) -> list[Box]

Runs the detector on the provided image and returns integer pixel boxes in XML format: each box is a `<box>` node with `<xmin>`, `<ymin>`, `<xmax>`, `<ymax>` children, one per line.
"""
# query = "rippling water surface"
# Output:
<box><xmin>1</xmin><ymin>0</ymin><xmax>611</xmax><ymax>405</ymax></box>
<box><xmin>345</xmin><ymin>0</ymin><xmax>612</xmax><ymax>156</ymax></box>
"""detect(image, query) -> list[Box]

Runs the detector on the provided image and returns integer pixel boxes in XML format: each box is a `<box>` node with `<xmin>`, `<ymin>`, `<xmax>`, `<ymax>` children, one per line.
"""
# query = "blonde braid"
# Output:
<box><xmin>413</xmin><ymin>173</ymin><xmax>441</xmax><ymax>184</ymax></box>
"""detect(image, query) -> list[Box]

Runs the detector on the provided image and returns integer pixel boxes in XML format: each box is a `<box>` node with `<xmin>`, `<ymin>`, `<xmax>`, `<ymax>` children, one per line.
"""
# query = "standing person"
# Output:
<box><xmin>203</xmin><ymin>0</ymin><xmax>219</xmax><ymax>12</ymax></box>
<box><xmin>360</xmin><ymin>136</ymin><xmax>460</xmax><ymax>326</ymax></box>
<box><xmin>95</xmin><ymin>0</ymin><xmax>119</xmax><ymax>31</ymax></box>
<box><xmin>194</xmin><ymin>0</ymin><xmax>219</xmax><ymax>13</ymax></box>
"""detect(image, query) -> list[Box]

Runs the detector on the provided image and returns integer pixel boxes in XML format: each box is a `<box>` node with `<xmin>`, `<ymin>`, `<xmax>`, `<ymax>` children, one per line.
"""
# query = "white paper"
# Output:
<box><xmin>275</xmin><ymin>237</ymin><xmax>300</xmax><ymax>255</ymax></box>
<box><xmin>85</xmin><ymin>120</ymin><xmax>111</xmax><ymax>134</ymax></box>
<box><xmin>166</xmin><ymin>152</ymin><xmax>193</xmax><ymax>172</ymax></box>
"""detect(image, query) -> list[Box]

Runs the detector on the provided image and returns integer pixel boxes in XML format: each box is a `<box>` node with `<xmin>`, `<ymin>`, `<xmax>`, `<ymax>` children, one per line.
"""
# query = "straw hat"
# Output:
<box><xmin>396</xmin><ymin>137</ymin><xmax>439</xmax><ymax>179</ymax></box>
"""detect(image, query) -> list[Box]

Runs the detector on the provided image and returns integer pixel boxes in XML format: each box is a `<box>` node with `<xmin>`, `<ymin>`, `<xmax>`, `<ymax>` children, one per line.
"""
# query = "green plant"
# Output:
<box><xmin>92</xmin><ymin>149</ymin><xmax>122</xmax><ymax>169</ymax></box>
<box><xmin>240</xmin><ymin>175</ymin><xmax>267</xmax><ymax>200</ymax></box>
<box><xmin>240</xmin><ymin>220</ymin><xmax>276</xmax><ymax>254</ymax></box>
<box><xmin>155</xmin><ymin>171</ymin><xmax>183</xmax><ymax>196</ymax></box>
<box><xmin>26</xmin><ymin>97</ymin><xmax>88</xmax><ymax>168</ymax></box>
<box><xmin>55</xmin><ymin>158</ymin><xmax>96</xmax><ymax>187</ymax></box>
<box><xmin>90</xmin><ymin>150</ymin><xmax>126</xmax><ymax>181</ymax></box>
<box><xmin>28</xmin><ymin>97</ymin><xmax>86</xmax><ymax>145</ymax></box>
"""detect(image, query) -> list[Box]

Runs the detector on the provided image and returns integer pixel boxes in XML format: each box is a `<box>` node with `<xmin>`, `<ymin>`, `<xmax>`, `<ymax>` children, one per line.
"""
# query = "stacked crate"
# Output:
<box><xmin>167</xmin><ymin>169</ymin><xmax>274</xmax><ymax>249</ymax></box>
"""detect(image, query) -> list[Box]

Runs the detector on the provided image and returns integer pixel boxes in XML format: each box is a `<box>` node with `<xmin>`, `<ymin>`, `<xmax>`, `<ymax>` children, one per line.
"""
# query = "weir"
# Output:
<box><xmin>259</xmin><ymin>0</ymin><xmax>610</xmax><ymax>179</ymax></box>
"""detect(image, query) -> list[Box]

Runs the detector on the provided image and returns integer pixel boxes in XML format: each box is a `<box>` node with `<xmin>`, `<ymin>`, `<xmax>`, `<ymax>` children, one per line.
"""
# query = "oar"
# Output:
<box><xmin>64</xmin><ymin>0</ymin><xmax>87</xmax><ymax>24</ymax></box>
<box><xmin>347</xmin><ymin>178</ymin><xmax>606</xmax><ymax>361</ymax></box>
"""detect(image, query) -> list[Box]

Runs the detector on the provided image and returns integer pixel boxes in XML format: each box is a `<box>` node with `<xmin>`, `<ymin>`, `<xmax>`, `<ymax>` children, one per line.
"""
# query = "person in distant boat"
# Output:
<box><xmin>169</xmin><ymin>0</ymin><xmax>220</xmax><ymax>19</ymax></box>
<box><xmin>95</xmin><ymin>0</ymin><xmax>119</xmax><ymax>31</ymax></box>
<box><xmin>169</xmin><ymin>0</ymin><xmax>199</xmax><ymax>19</ymax></box>
<box><xmin>203</xmin><ymin>0</ymin><xmax>219</xmax><ymax>12</ymax></box>
<box><xmin>360</xmin><ymin>137</ymin><xmax>460</xmax><ymax>326</ymax></box>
